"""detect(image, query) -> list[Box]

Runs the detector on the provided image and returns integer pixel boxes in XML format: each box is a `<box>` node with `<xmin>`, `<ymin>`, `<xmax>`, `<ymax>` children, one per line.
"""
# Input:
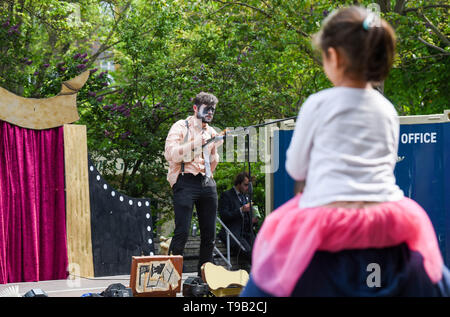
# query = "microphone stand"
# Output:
<box><xmin>203</xmin><ymin>116</ymin><xmax>298</xmax><ymax>148</ymax></box>
<box><xmin>201</xmin><ymin>115</ymin><xmax>297</xmax><ymax>220</ymax></box>
<box><xmin>202</xmin><ymin>115</ymin><xmax>296</xmax><ymax>266</ymax></box>
<box><xmin>241</xmin><ymin>116</ymin><xmax>297</xmax><ymax>234</ymax></box>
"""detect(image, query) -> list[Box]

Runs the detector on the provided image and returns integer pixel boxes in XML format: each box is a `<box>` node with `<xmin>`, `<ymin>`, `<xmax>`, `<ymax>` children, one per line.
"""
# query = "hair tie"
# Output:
<box><xmin>362</xmin><ymin>13</ymin><xmax>375</xmax><ymax>31</ymax></box>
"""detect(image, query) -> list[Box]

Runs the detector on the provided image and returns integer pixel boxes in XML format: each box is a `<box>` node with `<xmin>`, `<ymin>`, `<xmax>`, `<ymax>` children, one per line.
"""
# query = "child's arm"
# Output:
<box><xmin>285</xmin><ymin>96</ymin><xmax>317</xmax><ymax>182</ymax></box>
<box><xmin>294</xmin><ymin>180</ymin><xmax>305</xmax><ymax>194</ymax></box>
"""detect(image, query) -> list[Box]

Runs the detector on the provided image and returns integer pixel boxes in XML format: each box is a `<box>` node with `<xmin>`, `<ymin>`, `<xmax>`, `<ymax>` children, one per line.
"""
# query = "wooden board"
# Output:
<box><xmin>129</xmin><ymin>256</ymin><xmax>183</xmax><ymax>297</ymax></box>
<box><xmin>63</xmin><ymin>124</ymin><xmax>94</xmax><ymax>278</ymax></box>
<box><xmin>0</xmin><ymin>71</ymin><xmax>89</xmax><ymax>130</ymax></box>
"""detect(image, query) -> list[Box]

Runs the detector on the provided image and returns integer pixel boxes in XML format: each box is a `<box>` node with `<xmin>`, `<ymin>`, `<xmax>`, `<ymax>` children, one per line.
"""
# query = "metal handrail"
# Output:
<box><xmin>213</xmin><ymin>217</ymin><xmax>247</xmax><ymax>270</ymax></box>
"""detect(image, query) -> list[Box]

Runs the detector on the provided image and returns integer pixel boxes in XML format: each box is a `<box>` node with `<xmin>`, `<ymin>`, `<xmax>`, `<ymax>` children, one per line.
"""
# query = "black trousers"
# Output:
<box><xmin>169</xmin><ymin>173</ymin><xmax>217</xmax><ymax>276</ymax></box>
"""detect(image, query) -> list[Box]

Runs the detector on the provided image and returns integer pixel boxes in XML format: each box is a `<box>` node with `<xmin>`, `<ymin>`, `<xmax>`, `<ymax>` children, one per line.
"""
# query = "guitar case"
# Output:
<box><xmin>183</xmin><ymin>262</ymin><xmax>249</xmax><ymax>297</ymax></box>
<box><xmin>201</xmin><ymin>262</ymin><xmax>249</xmax><ymax>297</ymax></box>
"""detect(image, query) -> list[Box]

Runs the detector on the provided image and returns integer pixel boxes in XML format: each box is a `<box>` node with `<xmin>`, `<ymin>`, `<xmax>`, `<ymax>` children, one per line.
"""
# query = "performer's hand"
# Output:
<box><xmin>242</xmin><ymin>203</ymin><xmax>251</xmax><ymax>212</ymax></box>
<box><xmin>193</xmin><ymin>134</ymin><xmax>205</xmax><ymax>147</ymax></box>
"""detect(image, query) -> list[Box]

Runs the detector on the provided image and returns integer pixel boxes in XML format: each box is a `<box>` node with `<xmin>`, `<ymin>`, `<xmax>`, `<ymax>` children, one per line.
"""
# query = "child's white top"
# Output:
<box><xmin>286</xmin><ymin>87</ymin><xmax>404</xmax><ymax>208</ymax></box>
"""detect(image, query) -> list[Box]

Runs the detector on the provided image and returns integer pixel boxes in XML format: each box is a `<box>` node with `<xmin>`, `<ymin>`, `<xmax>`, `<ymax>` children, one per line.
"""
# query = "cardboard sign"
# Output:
<box><xmin>130</xmin><ymin>256</ymin><xmax>183</xmax><ymax>297</ymax></box>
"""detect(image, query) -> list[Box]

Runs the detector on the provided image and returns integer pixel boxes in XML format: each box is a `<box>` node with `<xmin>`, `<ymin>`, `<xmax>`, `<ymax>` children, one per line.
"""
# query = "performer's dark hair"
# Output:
<box><xmin>193</xmin><ymin>92</ymin><xmax>218</xmax><ymax>107</ymax></box>
<box><xmin>313</xmin><ymin>6</ymin><xmax>396</xmax><ymax>83</ymax></box>
<box><xmin>234</xmin><ymin>172</ymin><xmax>249</xmax><ymax>186</ymax></box>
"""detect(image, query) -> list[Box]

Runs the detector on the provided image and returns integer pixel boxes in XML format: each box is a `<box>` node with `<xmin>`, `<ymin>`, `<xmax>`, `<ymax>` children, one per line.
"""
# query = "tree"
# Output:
<box><xmin>1</xmin><ymin>0</ymin><xmax>448</xmax><ymax>229</ymax></box>
<box><xmin>379</xmin><ymin>0</ymin><xmax>450</xmax><ymax>114</ymax></box>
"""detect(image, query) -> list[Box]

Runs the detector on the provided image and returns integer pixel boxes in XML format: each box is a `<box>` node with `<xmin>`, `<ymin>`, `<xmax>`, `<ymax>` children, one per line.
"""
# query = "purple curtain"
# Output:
<box><xmin>0</xmin><ymin>120</ymin><xmax>68</xmax><ymax>284</ymax></box>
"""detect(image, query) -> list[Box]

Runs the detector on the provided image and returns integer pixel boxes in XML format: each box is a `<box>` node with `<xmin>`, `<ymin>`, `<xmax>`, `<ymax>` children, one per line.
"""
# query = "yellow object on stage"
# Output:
<box><xmin>201</xmin><ymin>262</ymin><xmax>249</xmax><ymax>297</ymax></box>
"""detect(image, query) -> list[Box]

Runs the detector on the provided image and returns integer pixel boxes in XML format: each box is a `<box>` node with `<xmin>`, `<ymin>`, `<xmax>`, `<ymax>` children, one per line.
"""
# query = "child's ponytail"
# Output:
<box><xmin>363</xmin><ymin>17</ymin><xmax>396</xmax><ymax>82</ymax></box>
<box><xmin>313</xmin><ymin>6</ymin><xmax>396</xmax><ymax>84</ymax></box>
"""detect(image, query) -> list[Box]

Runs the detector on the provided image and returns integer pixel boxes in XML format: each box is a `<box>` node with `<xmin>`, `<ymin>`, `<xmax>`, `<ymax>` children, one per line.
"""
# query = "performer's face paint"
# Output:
<box><xmin>196</xmin><ymin>104</ymin><xmax>215</xmax><ymax>123</ymax></box>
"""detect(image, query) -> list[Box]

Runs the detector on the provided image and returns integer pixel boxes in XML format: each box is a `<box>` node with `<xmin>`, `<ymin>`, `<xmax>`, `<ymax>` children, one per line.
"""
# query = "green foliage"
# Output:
<box><xmin>1</xmin><ymin>0</ymin><xmax>448</xmax><ymax>231</ymax></box>
<box><xmin>383</xmin><ymin>5</ymin><xmax>450</xmax><ymax>115</ymax></box>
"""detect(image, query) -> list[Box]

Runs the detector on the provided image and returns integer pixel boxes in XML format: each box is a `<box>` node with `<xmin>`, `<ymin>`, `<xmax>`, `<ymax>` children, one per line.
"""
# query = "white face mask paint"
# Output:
<box><xmin>196</xmin><ymin>104</ymin><xmax>215</xmax><ymax>123</ymax></box>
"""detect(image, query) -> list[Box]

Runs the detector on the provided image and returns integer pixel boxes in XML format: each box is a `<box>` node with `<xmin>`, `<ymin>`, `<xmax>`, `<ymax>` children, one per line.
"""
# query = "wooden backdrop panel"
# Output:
<box><xmin>0</xmin><ymin>71</ymin><xmax>89</xmax><ymax>130</ymax></box>
<box><xmin>63</xmin><ymin>124</ymin><xmax>94</xmax><ymax>278</ymax></box>
<box><xmin>88</xmin><ymin>156</ymin><xmax>156</xmax><ymax>277</ymax></box>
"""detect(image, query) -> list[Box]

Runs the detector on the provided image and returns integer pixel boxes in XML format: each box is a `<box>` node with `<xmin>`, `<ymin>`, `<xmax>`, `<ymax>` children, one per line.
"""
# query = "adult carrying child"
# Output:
<box><xmin>241</xmin><ymin>6</ymin><xmax>450</xmax><ymax>297</ymax></box>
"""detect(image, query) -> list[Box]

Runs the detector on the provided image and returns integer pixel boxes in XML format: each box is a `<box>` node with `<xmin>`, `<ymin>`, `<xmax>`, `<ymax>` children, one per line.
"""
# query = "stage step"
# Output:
<box><xmin>155</xmin><ymin>236</ymin><xmax>250</xmax><ymax>273</ymax></box>
<box><xmin>183</xmin><ymin>236</ymin><xmax>250</xmax><ymax>273</ymax></box>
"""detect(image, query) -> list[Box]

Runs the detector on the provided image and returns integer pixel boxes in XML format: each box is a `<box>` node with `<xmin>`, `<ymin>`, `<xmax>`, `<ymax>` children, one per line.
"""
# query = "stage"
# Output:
<box><xmin>0</xmin><ymin>272</ymin><xmax>198</xmax><ymax>297</ymax></box>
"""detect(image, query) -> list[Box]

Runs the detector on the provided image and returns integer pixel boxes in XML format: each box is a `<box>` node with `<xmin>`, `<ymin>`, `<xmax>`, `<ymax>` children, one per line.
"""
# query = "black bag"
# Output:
<box><xmin>183</xmin><ymin>276</ymin><xmax>210</xmax><ymax>297</ymax></box>
<box><xmin>100</xmin><ymin>283</ymin><xmax>133</xmax><ymax>297</ymax></box>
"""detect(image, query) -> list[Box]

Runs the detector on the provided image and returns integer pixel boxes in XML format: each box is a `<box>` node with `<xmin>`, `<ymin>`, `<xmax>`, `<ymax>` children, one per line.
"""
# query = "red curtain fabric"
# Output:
<box><xmin>0</xmin><ymin>120</ymin><xmax>68</xmax><ymax>284</ymax></box>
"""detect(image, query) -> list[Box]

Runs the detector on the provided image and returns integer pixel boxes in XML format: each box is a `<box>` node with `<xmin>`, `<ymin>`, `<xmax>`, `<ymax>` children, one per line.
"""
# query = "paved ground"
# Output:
<box><xmin>0</xmin><ymin>272</ymin><xmax>198</xmax><ymax>297</ymax></box>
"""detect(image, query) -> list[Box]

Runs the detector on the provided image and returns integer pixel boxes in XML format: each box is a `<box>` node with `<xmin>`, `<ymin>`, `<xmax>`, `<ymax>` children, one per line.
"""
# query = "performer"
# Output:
<box><xmin>164</xmin><ymin>92</ymin><xmax>224</xmax><ymax>277</ymax></box>
<box><xmin>241</xmin><ymin>6</ymin><xmax>450</xmax><ymax>296</ymax></box>
<box><xmin>218</xmin><ymin>172</ymin><xmax>256</xmax><ymax>268</ymax></box>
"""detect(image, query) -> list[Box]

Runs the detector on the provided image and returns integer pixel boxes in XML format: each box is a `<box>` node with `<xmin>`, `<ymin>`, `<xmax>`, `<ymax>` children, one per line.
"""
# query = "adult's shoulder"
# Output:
<box><xmin>168</xmin><ymin>118</ymin><xmax>189</xmax><ymax>132</ymax></box>
<box><xmin>173</xmin><ymin>118</ymin><xmax>189</xmax><ymax>127</ymax></box>
<box><xmin>219</xmin><ymin>188</ymin><xmax>234</xmax><ymax>198</ymax></box>
<box><xmin>222</xmin><ymin>188</ymin><xmax>236</xmax><ymax>196</ymax></box>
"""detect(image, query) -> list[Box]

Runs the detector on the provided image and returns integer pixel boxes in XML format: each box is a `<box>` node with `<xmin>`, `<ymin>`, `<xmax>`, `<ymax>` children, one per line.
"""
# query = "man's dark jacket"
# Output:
<box><xmin>218</xmin><ymin>188</ymin><xmax>255</xmax><ymax>255</ymax></box>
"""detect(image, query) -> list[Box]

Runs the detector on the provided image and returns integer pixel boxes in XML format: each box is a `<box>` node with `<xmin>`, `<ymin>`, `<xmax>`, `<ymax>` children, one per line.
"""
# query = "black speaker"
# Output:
<box><xmin>23</xmin><ymin>288</ymin><xmax>48</xmax><ymax>297</ymax></box>
<box><xmin>182</xmin><ymin>276</ymin><xmax>210</xmax><ymax>297</ymax></box>
<box><xmin>100</xmin><ymin>283</ymin><xmax>133</xmax><ymax>297</ymax></box>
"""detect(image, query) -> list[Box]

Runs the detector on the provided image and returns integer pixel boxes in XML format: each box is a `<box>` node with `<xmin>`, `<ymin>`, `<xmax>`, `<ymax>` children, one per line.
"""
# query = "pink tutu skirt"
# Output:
<box><xmin>251</xmin><ymin>194</ymin><xmax>443</xmax><ymax>297</ymax></box>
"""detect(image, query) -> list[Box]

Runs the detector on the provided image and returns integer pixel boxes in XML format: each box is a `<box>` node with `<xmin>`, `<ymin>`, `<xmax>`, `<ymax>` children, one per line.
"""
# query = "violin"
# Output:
<box><xmin>202</xmin><ymin>128</ymin><xmax>230</xmax><ymax>148</ymax></box>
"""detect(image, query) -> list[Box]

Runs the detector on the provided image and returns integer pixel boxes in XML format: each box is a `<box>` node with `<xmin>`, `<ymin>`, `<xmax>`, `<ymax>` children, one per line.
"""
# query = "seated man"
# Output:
<box><xmin>218</xmin><ymin>172</ymin><xmax>256</xmax><ymax>268</ymax></box>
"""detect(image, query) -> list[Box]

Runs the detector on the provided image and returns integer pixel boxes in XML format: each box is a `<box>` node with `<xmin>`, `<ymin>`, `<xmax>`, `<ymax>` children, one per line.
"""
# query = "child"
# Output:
<box><xmin>241</xmin><ymin>6</ymin><xmax>450</xmax><ymax>297</ymax></box>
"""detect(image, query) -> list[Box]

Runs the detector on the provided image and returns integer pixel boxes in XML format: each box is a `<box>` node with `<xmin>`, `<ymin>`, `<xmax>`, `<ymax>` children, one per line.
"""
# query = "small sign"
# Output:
<box><xmin>130</xmin><ymin>256</ymin><xmax>183</xmax><ymax>297</ymax></box>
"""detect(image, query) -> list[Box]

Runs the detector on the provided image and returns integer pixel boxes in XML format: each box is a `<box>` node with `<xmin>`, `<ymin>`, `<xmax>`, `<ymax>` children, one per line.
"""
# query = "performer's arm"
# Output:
<box><xmin>164</xmin><ymin>122</ymin><xmax>203</xmax><ymax>163</ymax></box>
<box><xmin>209</xmin><ymin>144</ymin><xmax>220</xmax><ymax>172</ymax></box>
<box><xmin>208</xmin><ymin>127</ymin><xmax>223</xmax><ymax>172</ymax></box>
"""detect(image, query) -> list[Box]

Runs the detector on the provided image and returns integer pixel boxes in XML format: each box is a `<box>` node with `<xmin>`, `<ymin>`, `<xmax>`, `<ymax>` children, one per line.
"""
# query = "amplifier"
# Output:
<box><xmin>182</xmin><ymin>276</ymin><xmax>210</xmax><ymax>297</ymax></box>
